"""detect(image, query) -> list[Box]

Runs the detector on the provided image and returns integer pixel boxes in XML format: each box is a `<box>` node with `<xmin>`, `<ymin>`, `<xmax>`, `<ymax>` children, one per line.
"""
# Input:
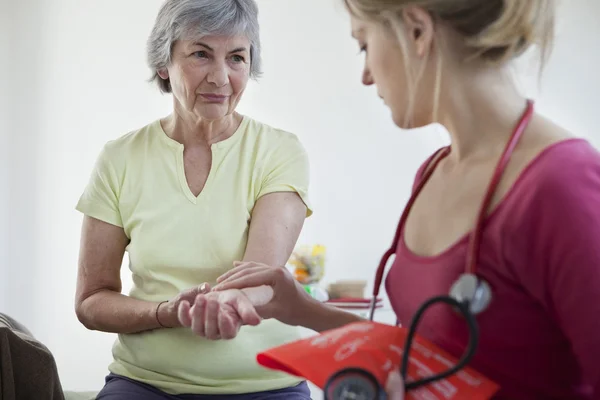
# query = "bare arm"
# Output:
<box><xmin>74</xmin><ymin>216</ymin><xmax>164</xmax><ymax>333</ymax></box>
<box><xmin>238</xmin><ymin>191</ymin><xmax>307</xmax><ymax>318</ymax></box>
<box><xmin>181</xmin><ymin>191</ymin><xmax>309</xmax><ymax>337</ymax></box>
<box><xmin>216</xmin><ymin>273</ymin><xmax>364</xmax><ymax>333</ymax></box>
<box><xmin>297</xmin><ymin>296</ymin><xmax>364</xmax><ymax>333</ymax></box>
<box><xmin>241</xmin><ymin>191</ymin><xmax>306</xmax><ymax>266</ymax></box>
<box><xmin>213</xmin><ymin>191</ymin><xmax>364</xmax><ymax>332</ymax></box>
<box><xmin>185</xmin><ymin>191</ymin><xmax>363</xmax><ymax>337</ymax></box>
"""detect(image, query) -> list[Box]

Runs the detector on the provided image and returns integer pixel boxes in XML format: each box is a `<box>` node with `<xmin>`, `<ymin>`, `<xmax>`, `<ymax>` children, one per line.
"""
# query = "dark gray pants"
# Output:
<box><xmin>96</xmin><ymin>374</ymin><xmax>312</xmax><ymax>400</ymax></box>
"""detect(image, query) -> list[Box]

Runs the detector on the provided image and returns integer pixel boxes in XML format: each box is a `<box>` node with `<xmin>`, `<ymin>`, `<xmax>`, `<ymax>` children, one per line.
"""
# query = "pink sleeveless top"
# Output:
<box><xmin>385</xmin><ymin>139</ymin><xmax>600</xmax><ymax>399</ymax></box>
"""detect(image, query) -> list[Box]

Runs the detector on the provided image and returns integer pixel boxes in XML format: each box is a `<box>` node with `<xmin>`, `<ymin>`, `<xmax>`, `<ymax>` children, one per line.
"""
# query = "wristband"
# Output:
<box><xmin>156</xmin><ymin>301</ymin><xmax>169</xmax><ymax>328</ymax></box>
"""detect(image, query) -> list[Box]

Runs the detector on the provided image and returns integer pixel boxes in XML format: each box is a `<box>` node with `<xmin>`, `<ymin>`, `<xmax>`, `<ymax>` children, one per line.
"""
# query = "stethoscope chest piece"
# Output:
<box><xmin>450</xmin><ymin>273</ymin><xmax>492</xmax><ymax>315</ymax></box>
<box><xmin>324</xmin><ymin>369</ymin><xmax>387</xmax><ymax>400</ymax></box>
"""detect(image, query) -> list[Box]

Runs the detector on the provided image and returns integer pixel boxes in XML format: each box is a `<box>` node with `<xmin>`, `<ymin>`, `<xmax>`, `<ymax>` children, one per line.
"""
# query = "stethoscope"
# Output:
<box><xmin>324</xmin><ymin>100</ymin><xmax>535</xmax><ymax>399</ymax></box>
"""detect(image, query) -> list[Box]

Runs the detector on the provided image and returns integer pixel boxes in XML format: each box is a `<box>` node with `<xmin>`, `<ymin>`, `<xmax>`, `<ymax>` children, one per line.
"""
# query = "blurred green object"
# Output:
<box><xmin>302</xmin><ymin>284</ymin><xmax>329</xmax><ymax>302</ymax></box>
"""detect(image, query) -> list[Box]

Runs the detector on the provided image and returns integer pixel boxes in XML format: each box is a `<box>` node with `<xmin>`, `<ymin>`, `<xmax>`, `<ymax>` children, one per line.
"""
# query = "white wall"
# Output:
<box><xmin>2</xmin><ymin>0</ymin><xmax>47</xmax><ymax>332</ymax></box>
<box><xmin>2</xmin><ymin>0</ymin><xmax>599</xmax><ymax>393</ymax></box>
<box><xmin>0</xmin><ymin>0</ymin><xmax>10</xmax><ymax>312</ymax></box>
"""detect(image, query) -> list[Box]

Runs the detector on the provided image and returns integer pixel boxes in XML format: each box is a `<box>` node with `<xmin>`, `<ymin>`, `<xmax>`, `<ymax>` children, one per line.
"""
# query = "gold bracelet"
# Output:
<box><xmin>156</xmin><ymin>301</ymin><xmax>169</xmax><ymax>328</ymax></box>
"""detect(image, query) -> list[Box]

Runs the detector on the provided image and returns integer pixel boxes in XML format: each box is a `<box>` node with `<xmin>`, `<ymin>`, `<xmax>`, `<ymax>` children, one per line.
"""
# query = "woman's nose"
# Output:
<box><xmin>362</xmin><ymin>68</ymin><xmax>374</xmax><ymax>86</ymax></box>
<box><xmin>207</xmin><ymin>62</ymin><xmax>228</xmax><ymax>87</ymax></box>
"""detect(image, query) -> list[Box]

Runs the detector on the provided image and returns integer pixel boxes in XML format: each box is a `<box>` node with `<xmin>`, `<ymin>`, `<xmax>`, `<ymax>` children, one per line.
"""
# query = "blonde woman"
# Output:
<box><xmin>182</xmin><ymin>0</ymin><xmax>600</xmax><ymax>398</ymax></box>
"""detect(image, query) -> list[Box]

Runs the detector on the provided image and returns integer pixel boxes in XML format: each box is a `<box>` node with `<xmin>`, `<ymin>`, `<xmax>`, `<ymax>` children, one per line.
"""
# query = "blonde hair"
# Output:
<box><xmin>344</xmin><ymin>0</ymin><xmax>555</xmax><ymax>124</ymax></box>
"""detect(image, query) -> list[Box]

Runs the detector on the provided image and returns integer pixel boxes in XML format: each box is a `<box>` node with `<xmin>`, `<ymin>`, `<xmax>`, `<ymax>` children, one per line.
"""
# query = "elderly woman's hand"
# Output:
<box><xmin>156</xmin><ymin>283</ymin><xmax>213</xmax><ymax>328</ymax></box>
<box><xmin>177</xmin><ymin>288</ymin><xmax>266</xmax><ymax>340</ymax></box>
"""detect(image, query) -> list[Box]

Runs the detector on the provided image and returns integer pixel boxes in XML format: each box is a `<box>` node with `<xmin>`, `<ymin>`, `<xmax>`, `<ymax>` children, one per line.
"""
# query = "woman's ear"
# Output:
<box><xmin>401</xmin><ymin>6</ymin><xmax>435</xmax><ymax>58</ymax></box>
<box><xmin>157</xmin><ymin>68</ymin><xmax>169</xmax><ymax>80</ymax></box>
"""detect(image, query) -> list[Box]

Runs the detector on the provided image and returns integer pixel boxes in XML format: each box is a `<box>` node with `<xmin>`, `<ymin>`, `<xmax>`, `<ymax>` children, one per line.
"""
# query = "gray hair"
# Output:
<box><xmin>147</xmin><ymin>0</ymin><xmax>262</xmax><ymax>93</ymax></box>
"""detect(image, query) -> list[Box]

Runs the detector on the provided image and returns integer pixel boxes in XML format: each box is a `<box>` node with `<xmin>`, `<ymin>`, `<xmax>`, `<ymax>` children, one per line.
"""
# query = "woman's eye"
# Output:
<box><xmin>231</xmin><ymin>55</ymin><xmax>245</xmax><ymax>63</ymax></box>
<box><xmin>193</xmin><ymin>51</ymin><xmax>208</xmax><ymax>58</ymax></box>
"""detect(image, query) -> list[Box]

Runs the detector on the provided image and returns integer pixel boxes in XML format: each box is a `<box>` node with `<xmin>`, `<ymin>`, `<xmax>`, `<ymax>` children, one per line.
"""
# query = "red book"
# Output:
<box><xmin>257</xmin><ymin>321</ymin><xmax>500</xmax><ymax>399</ymax></box>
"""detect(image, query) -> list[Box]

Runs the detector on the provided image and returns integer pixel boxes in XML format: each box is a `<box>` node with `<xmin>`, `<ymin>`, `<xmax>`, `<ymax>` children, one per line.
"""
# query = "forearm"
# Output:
<box><xmin>239</xmin><ymin>284</ymin><xmax>362</xmax><ymax>332</ymax></box>
<box><xmin>297</xmin><ymin>298</ymin><xmax>365</xmax><ymax>332</ymax></box>
<box><xmin>76</xmin><ymin>290</ymin><xmax>165</xmax><ymax>334</ymax></box>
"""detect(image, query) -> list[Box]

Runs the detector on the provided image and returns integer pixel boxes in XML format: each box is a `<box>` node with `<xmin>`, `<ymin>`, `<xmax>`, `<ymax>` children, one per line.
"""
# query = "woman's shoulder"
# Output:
<box><xmin>104</xmin><ymin>120</ymin><xmax>162</xmax><ymax>150</ymax></box>
<box><xmin>243</xmin><ymin>116</ymin><xmax>302</xmax><ymax>141</ymax></box>
<box><xmin>241</xmin><ymin>116</ymin><xmax>307</xmax><ymax>153</ymax></box>
<box><xmin>499</xmin><ymin>137</ymin><xmax>600</xmax><ymax>233</ymax></box>
<box><xmin>97</xmin><ymin>120</ymin><xmax>164</xmax><ymax>162</ymax></box>
<box><xmin>518</xmin><ymin>137</ymin><xmax>600</xmax><ymax>196</ymax></box>
<box><xmin>514</xmin><ymin>112</ymin><xmax>600</xmax><ymax>190</ymax></box>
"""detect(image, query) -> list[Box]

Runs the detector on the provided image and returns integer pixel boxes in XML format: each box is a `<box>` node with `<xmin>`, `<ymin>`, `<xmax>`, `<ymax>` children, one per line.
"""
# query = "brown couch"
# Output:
<box><xmin>0</xmin><ymin>313</ymin><xmax>65</xmax><ymax>400</ymax></box>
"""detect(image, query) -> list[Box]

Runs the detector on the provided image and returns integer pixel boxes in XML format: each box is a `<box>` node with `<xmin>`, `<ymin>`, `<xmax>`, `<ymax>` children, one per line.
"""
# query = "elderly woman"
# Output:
<box><xmin>74</xmin><ymin>0</ymin><xmax>312</xmax><ymax>399</ymax></box>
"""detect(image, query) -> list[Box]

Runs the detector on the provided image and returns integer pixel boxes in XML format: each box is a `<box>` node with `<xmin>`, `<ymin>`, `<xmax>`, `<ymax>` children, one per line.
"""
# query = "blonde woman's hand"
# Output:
<box><xmin>212</xmin><ymin>261</ymin><xmax>313</xmax><ymax>326</ymax></box>
<box><xmin>386</xmin><ymin>371</ymin><xmax>405</xmax><ymax>400</ymax></box>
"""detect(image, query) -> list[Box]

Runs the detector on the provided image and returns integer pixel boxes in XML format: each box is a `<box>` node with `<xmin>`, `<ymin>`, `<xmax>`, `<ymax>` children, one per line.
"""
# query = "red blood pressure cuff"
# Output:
<box><xmin>257</xmin><ymin>321</ymin><xmax>499</xmax><ymax>399</ymax></box>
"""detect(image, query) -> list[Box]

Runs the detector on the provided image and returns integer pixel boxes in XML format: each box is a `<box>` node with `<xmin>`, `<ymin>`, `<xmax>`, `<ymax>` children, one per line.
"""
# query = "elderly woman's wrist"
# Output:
<box><xmin>156</xmin><ymin>300</ymin><xmax>180</xmax><ymax>328</ymax></box>
<box><xmin>240</xmin><ymin>286</ymin><xmax>274</xmax><ymax>307</ymax></box>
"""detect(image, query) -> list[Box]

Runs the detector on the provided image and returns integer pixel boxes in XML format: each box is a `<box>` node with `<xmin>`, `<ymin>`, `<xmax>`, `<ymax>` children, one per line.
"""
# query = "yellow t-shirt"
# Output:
<box><xmin>75</xmin><ymin>116</ymin><xmax>312</xmax><ymax>395</ymax></box>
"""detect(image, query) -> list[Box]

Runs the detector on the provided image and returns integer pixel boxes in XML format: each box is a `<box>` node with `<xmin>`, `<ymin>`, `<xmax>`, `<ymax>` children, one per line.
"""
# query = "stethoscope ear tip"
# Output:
<box><xmin>450</xmin><ymin>273</ymin><xmax>493</xmax><ymax>315</ymax></box>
